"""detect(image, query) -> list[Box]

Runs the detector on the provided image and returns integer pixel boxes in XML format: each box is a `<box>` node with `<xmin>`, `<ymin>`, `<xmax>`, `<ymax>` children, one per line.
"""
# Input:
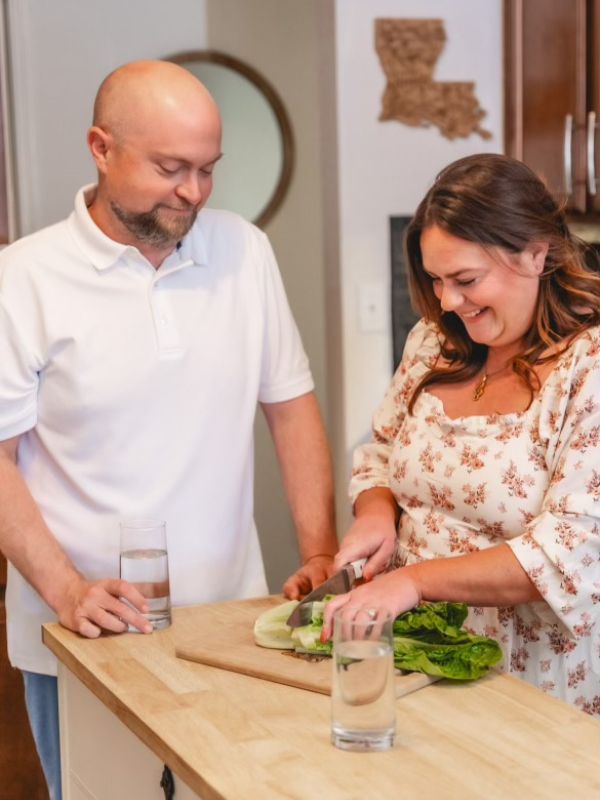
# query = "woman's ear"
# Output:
<box><xmin>525</xmin><ymin>241</ymin><xmax>550</xmax><ymax>275</ymax></box>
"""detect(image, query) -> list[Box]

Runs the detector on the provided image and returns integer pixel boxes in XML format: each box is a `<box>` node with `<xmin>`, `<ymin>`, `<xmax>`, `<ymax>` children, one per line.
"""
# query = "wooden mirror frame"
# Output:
<box><xmin>166</xmin><ymin>50</ymin><xmax>294</xmax><ymax>228</ymax></box>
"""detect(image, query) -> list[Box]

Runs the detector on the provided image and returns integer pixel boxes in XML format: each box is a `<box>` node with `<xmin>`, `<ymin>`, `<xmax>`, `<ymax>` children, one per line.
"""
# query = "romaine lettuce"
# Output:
<box><xmin>253</xmin><ymin>599</ymin><xmax>502</xmax><ymax>680</ymax></box>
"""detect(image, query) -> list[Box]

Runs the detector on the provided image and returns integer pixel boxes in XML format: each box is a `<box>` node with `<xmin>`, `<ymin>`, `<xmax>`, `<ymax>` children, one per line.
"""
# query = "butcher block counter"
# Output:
<box><xmin>43</xmin><ymin>597</ymin><xmax>600</xmax><ymax>800</ymax></box>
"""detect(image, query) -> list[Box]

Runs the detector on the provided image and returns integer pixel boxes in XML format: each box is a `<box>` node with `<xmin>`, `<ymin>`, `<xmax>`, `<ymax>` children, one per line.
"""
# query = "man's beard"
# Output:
<box><xmin>110</xmin><ymin>200</ymin><xmax>199</xmax><ymax>248</ymax></box>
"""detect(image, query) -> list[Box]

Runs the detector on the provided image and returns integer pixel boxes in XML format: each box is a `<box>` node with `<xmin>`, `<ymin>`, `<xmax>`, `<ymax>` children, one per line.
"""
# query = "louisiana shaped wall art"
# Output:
<box><xmin>375</xmin><ymin>18</ymin><xmax>491</xmax><ymax>140</ymax></box>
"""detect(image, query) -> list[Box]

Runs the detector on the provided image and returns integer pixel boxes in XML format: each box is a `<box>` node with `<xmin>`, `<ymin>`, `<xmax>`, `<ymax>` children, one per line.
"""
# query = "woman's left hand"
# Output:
<box><xmin>321</xmin><ymin>567</ymin><xmax>421</xmax><ymax>640</ymax></box>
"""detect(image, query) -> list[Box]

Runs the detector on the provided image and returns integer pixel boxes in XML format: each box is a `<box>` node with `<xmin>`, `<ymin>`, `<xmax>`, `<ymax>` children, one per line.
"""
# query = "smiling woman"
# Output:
<box><xmin>321</xmin><ymin>153</ymin><xmax>600</xmax><ymax>716</ymax></box>
<box><xmin>422</xmin><ymin>225</ymin><xmax>546</xmax><ymax>346</ymax></box>
<box><xmin>404</xmin><ymin>153</ymin><xmax>600</xmax><ymax>413</ymax></box>
<box><xmin>417</xmin><ymin>224</ymin><xmax>553</xmax><ymax>418</ymax></box>
<box><xmin>165</xmin><ymin>50</ymin><xmax>294</xmax><ymax>228</ymax></box>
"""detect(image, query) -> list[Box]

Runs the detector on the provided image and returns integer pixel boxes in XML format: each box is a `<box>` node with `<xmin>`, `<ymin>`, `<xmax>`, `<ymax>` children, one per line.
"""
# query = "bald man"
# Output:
<box><xmin>0</xmin><ymin>60</ymin><xmax>337</xmax><ymax>799</ymax></box>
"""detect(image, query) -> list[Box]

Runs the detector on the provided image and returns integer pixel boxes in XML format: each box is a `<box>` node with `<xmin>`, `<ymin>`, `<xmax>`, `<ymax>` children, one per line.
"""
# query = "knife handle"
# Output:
<box><xmin>350</xmin><ymin>558</ymin><xmax>368</xmax><ymax>580</ymax></box>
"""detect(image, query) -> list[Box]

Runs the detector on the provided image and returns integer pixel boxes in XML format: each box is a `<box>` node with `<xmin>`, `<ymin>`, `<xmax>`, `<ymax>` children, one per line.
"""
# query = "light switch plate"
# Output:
<box><xmin>357</xmin><ymin>282</ymin><xmax>387</xmax><ymax>332</ymax></box>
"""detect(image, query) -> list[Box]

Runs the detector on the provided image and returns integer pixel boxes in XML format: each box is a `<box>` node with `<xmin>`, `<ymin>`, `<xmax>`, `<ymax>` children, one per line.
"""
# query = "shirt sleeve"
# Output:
<box><xmin>255</xmin><ymin>230</ymin><xmax>314</xmax><ymax>404</ymax></box>
<box><xmin>507</xmin><ymin>330</ymin><xmax>600</xmax><ymax>637</ymax></box>
<box><xmin>0</xmin><ymin>261</ymin><xmax>42</xmax><ymax>439</ymax></box>
<box><xmin>349</xmin><ymin>319</ymin><xmax>440</xmax><ymax>505</ymax></box>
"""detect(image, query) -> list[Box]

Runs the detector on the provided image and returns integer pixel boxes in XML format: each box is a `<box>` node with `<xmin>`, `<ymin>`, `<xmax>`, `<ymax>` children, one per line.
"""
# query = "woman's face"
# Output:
<box><xmin>420</xmin><ymin>225</ymin><xmax>548</xmax><ymax>352</ymax></box>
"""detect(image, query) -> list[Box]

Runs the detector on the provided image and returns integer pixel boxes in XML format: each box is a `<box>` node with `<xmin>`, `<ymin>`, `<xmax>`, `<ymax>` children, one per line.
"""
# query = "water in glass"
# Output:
<box><xmin>331</xmin><ymin>638</ymin><xmax>395</xmax><ymax>751</ymax></box>
<box><xmin>120</xmin><ymin>547</ymin><xmax>171</xmax><ymax>630</ymax></box>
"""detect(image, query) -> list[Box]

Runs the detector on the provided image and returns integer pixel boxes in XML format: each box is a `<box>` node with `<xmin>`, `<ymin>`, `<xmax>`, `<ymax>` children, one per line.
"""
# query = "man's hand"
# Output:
<box><xmin>57</xmin><ymin>575</ymin><xmax>153</xmax><ymax>637</ymax></box>
<box><xmin>282</xmin><ymin>554</ymin><xmax>336</xmax><ymax>600</ymax></box>
<box><xmin>0</xmin><ymin>436</ymin><xmax>153</xmax><ymax>638</ymax></box>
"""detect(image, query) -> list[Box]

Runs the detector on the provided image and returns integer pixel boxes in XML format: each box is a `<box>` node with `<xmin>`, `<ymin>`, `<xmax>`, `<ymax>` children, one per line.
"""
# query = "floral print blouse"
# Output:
<box><xmin>349</xmin><ymin>320</ymin><xmax>600</xmax><ymax>714</ymax></box>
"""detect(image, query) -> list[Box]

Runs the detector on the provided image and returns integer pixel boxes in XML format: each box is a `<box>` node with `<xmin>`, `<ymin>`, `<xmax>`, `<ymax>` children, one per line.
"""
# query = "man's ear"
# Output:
<box><xmin>526</xmin><ymin>241</ymin><xmax>550</xmax><ymax>275</ymax></box>
<box><xmin>87</xmin><ymin>126</ymin><xmax>113</xmax><ymax>174</ymax></box>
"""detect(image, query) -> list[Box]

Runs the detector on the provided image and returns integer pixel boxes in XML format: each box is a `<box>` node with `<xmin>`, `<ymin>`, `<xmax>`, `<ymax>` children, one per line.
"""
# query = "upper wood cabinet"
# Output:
<box><xmin>505</xmin><ymin>0</ymin><xmax>600</xmax><ymax>215</ymax></box>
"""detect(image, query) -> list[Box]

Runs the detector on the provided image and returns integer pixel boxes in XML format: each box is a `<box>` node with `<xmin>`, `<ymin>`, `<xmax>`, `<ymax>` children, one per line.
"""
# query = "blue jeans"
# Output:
<box><xmin>22</xmin><ymin>671</ymin><xmax>62</xmax><ymax>800</ymax></box>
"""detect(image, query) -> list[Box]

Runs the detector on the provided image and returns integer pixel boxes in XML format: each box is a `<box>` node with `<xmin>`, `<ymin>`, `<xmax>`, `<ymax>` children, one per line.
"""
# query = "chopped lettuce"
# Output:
<box><xmin>252</xmin><ymin>599</ymin><xmax>299</xmax><ymax>649</ymax></box>
<box><xmin>290</xmin><ymin>600</ymin><xmax>331</xmax><ymax>654</ymax></box>
<box><xmin>254</xmin><ymin>598</ymin><xmax>502</xmax><ymax>681</ymax></box>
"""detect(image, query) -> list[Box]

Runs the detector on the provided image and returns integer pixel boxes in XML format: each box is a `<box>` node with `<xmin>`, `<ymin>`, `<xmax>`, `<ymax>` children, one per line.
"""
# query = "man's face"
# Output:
<box><xmin>100</xmin><ymin>111</ymin><xmax>222</xmax><ymax>250</ymax></box>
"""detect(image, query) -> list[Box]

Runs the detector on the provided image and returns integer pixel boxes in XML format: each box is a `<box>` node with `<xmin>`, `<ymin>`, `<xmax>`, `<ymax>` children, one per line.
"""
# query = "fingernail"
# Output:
<box><xmin>144</xmin><ymin>623</ymin><xmax>153</xmax><ymax>634</ymax></box>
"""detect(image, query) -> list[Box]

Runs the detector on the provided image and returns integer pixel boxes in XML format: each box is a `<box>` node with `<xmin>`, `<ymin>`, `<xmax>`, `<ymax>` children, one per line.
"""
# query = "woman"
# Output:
<box><xmin>323</xmin><ymin>153</ymin><xmax>600</xmax><ymax>713</ymax></box>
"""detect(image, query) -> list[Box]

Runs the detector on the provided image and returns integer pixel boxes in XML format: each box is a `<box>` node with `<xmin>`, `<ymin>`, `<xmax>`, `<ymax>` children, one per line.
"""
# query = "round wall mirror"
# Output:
<box><xmin>166</xmin><ymin>50</ymin><xmax>294</xmax><ymax>228</ymax></box>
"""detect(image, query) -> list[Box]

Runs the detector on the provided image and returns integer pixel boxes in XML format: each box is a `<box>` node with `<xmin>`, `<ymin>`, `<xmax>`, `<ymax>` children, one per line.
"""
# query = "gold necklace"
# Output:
<box><xmin>472</xmin><ymin>364</ymin><xmax>510</xmax><ymax>401</ymax></box>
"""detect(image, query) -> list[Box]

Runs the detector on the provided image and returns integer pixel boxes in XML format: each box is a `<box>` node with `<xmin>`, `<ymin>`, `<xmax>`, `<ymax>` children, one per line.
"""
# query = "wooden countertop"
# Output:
<box><xmin>43</xmin><ymin>599</ymin><xmax>600</xmax><ymax>800</ymax></box>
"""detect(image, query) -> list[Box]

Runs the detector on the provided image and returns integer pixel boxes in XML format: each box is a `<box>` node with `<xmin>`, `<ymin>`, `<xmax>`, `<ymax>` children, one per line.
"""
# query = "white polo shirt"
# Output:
<box><xmin>0</xmin><ymin>186</ymin><xmax>314</xmax><ymax>675</ymax></box>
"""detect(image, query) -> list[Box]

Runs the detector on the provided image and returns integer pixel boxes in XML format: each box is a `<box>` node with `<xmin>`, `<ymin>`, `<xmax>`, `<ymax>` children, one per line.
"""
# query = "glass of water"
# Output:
<box><xmin>119</xmin><ymin>519</ymin><xmax>171</xmax><ymax>631</ymax></box>
<box><xmin>331</xmin><ymin>608</ymin><xmax>396</xmax><ymax>751</ymax></box>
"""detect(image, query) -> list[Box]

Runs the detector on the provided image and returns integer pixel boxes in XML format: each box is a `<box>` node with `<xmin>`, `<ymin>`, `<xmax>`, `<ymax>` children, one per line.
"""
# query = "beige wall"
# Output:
<box><xmin>206</xmin><ymin>0</ymin><xmax>334</xmax><ymax>591</ymax></box>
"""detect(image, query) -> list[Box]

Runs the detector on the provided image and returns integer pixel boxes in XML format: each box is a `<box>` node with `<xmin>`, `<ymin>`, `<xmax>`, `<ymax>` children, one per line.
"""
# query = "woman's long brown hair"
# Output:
<box><xmin>405</xmin><ymin>154</ymin><xmax>600</xmax><ymax>412</ymax></box>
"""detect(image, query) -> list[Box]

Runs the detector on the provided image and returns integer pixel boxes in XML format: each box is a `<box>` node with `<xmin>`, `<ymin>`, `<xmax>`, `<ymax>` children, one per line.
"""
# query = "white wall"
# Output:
<box><xmin>333</xmin><ymin>0</ymin><xmax>504</xmax><ymax>488</ymax></box>
<box><xmin>205</xmin><ymin>0</ymin><xmax>330</xmax><ymax>591</ymax></box>
<box><xmin>6</xmin><ymin>0</ymin><xmax>208</xmax><ymax>235</ymax></box>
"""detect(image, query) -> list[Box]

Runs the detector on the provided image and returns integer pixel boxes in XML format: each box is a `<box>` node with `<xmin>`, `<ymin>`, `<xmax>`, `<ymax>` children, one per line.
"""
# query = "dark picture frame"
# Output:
<box><xmin>390</xmin><ymin>216</ymin><xmax>419</xmax><ymax>370</ymax></box>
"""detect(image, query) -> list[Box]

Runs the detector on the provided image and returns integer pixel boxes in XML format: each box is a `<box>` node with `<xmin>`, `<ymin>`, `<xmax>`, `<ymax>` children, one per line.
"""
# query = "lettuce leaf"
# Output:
<box><xmin>390</xmin><ymin>601</ymin><xmax>502</xmax><ymax>679</ymax></box>
<box><xmin>392</xmin><ymin>601</ymin><xmax>470</xmax><ymax>641</ymax></box>
<box><xmin>393</xmin><ymin>636</ymin><xmax>502</xmax><ymax>679</ymax></box>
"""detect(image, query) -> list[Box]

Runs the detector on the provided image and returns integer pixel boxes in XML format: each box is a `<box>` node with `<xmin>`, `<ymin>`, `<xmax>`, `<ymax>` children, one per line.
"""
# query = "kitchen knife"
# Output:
<box><xmin>285</xmin><ymin>558</ymin><xmax>367</xmax><ymax>628</ymax></box>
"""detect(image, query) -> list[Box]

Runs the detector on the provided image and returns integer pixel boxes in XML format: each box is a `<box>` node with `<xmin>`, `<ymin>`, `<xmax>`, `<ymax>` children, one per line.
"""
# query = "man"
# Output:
<box><xmin>0</xmin><ymin>60</ymin><xmax>337</xmax><ymax>799</ymax></box>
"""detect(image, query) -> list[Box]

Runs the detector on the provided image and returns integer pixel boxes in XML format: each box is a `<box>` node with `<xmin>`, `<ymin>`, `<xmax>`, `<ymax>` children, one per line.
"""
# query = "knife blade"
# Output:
<box><xmin>285</xmin><ymin>558</ymin><xmax>367</xmax><ymax>628</ymax></box>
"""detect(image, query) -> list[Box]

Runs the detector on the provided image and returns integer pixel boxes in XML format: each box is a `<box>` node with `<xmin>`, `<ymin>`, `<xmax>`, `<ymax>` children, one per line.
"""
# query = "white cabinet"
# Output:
<box><xmin>58</xmin><ymin>664</ymin><xmax>200</xmax><ymax>800</ymax></box>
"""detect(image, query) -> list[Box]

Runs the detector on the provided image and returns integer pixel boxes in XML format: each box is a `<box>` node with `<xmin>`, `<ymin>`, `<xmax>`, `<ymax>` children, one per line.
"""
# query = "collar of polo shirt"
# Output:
<box><xmin>69</xmin><ymin>185</ymin><xmax>208</xmax><ymax>273</ymax></box>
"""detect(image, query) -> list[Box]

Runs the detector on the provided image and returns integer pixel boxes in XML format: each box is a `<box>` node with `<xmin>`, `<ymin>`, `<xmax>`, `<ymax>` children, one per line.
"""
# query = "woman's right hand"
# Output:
<box><xmin>334</xmin><ymin>488</ymin><xmax>399</xmax><ymax>580</ymax></box>
<box><xmin>334</xmin><ymin>515</ymin><xmax>397</xmax><ymax>580</ymax></box>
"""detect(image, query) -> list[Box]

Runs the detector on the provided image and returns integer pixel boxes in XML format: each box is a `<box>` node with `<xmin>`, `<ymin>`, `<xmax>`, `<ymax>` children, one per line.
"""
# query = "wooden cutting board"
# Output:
<box><xmin>174</xmin><ymin>595</ymin><xmax>439</xmax><ymax>697</ymax></box>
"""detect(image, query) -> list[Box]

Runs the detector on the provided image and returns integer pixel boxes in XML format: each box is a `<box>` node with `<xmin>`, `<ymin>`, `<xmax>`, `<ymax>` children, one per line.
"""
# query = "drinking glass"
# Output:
<box><xmin>331</xmin><ymin>608</ymin><xmax>396</xmax><ymax>751</ymax></box>
<box><xmin>119</xmin><ymin>519</ymin><xmax>171</xmax><ymax>631</ymax></box>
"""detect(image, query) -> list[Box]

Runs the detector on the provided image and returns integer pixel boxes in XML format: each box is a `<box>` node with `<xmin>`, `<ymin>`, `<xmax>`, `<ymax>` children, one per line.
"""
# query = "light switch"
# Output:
<box><xmin>357</xmin><ymin>282</ymin><xmax>387</xmax><ymax>332</ymax></box>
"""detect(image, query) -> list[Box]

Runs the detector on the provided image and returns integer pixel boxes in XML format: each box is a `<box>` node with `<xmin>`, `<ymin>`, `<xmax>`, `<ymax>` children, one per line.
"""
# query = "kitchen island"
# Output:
<box><xmin>43</xmin><ymin>598</ymin><xmax>600</xmax><ymax>800</ymax></box>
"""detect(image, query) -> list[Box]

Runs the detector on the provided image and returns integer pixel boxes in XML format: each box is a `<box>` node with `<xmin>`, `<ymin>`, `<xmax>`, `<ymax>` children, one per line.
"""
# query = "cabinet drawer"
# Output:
<box><xmin>58</xmin><ymin>665</ymin><xmax>200</xmax><ymax>800</ymax></box>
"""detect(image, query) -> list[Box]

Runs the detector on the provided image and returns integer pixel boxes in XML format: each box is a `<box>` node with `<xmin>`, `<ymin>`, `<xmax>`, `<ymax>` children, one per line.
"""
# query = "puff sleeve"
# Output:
<box><xmin>507</xmin><ymin>329</ymin><xmax>600</xmax><ymax>638</ymax></box>
<box><xmin>348</xmin><ymin>319</ymin><xmax>440</xmax><ymax>505</ymax></box>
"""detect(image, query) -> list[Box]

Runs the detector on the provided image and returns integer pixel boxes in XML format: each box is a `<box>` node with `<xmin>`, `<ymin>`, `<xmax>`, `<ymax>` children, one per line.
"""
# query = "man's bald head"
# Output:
<box><xmin>87</xmin><ymin>59</ymin><xmax>223</xmax><ymax>260</ymax></box>
<box><xmin>92</xmin><ymin>59</ymin><xmax>220</xmax><ymax>142</ymax></box>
